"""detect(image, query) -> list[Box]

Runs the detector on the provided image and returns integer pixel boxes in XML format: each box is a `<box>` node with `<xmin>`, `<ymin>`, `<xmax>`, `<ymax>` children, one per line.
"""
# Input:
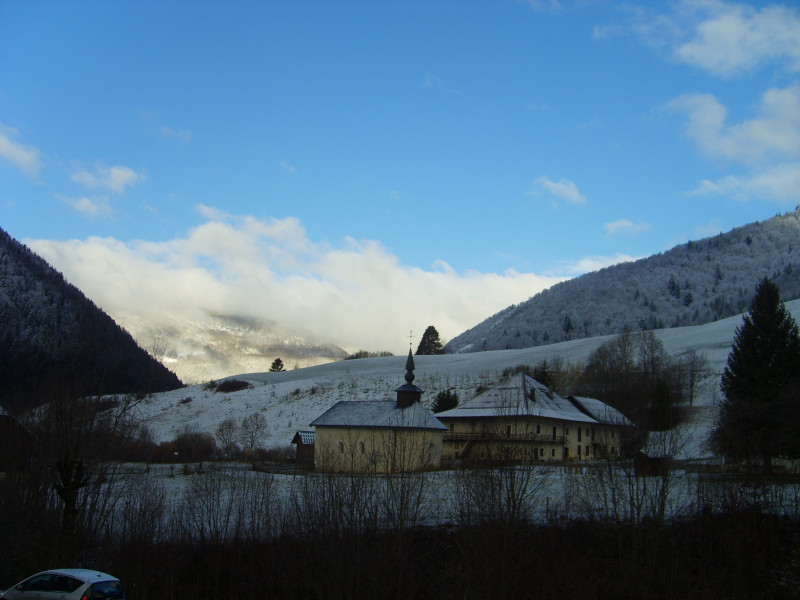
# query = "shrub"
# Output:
<box><xmin>215</xmin><ymin>379</ymin><xmax>252</xmax><ymax>393</ymax></box>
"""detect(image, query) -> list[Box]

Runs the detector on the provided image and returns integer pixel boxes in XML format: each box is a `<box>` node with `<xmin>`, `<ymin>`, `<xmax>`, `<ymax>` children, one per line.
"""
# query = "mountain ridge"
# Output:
<box><xmin>445</xmin><ymin>207</ymin><xmax>800</xmax><ymax>354</ymax></box>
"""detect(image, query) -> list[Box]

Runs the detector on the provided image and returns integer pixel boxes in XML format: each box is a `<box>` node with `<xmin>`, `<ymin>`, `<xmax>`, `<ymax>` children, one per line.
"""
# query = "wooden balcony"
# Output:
<box><xmin>443</xmin><ymin>431</ymin><xmax>566</xmax><ymax>444</ymax></box>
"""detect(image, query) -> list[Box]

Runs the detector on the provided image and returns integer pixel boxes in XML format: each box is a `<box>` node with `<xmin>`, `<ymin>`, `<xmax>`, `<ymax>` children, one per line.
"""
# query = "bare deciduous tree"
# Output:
<box><xmin>215</xmin><ymin>417</ymin><xmax>239</xmax><ymax>459</ymax></box>
<box><xmin>240</xmin><ymin>412</ymin><xmax>268</xmax><ymax>454</ymax></box>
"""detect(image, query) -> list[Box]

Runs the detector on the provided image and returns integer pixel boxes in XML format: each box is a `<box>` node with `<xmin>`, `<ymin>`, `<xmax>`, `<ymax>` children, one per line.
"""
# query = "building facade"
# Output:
<box><xmin>436</xmin><ymin>374</ymin><xmax>633</xmax><ymax>463</ymax></box>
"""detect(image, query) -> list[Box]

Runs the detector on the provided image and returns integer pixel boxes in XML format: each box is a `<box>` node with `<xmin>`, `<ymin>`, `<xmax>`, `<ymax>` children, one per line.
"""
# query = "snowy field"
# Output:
<box><xmin>133</xmin><ymin>300</ymin><xmax>800</xmax><ymax>462</ymax></box>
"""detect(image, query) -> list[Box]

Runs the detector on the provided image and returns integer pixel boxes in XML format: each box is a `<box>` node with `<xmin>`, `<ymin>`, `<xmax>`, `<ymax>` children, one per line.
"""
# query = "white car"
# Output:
<box><xmin>0</xmin><ymin>569</ymin><xmax>124</xmax><ymax>600</ymax></box>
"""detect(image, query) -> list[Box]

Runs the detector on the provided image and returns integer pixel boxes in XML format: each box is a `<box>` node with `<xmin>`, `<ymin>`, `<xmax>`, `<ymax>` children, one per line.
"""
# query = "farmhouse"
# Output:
<box><xmin>436</xmin><ymin>373</ymin><xmax>633</xmax><ymax>463</ymax></box>
<box><xmin>310</xmin><ymin>350</ymin><xmax>447</xmax><ymax>473</ymax></box>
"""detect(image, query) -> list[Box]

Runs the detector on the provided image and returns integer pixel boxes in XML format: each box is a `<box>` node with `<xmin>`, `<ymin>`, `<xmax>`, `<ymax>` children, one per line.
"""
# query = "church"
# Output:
<box><xmin>309</xmin><ymin>350</ymin><xmax>447</xmax><ymax>473</ymax></box>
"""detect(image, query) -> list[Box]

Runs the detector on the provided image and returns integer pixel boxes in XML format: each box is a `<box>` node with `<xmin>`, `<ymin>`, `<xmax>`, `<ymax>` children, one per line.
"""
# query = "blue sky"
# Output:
<box><xmin>1</xmin><ymin>0</ymin><xmax>799</xmax><ymax>354</ymax></box>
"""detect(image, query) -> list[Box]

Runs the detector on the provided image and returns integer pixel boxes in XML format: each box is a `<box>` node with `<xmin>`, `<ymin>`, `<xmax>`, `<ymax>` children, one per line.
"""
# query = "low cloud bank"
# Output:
<box><xmin>29</xmin><ymin>210</ymin><xmax>564</xmax><ymax>355</ymax></box>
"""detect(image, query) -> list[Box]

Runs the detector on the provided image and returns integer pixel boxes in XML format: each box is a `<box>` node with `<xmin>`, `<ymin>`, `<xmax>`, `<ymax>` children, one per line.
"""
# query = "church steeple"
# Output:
<box><xmin>395</xmin><ymin>348</ymin><xmax>423</xmax><ymax>408</ymax></box>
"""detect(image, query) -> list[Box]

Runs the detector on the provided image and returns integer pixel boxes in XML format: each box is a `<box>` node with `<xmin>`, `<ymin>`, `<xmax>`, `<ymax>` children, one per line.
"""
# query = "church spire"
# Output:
<box><xmin>396</xmin><ymin>347</ymin><xmax>423</xmax><ymax>408</ymax></box>
<box><xmin>405</xmin><ymin>348</ymin><xmax>416</xmax><ymax>386</ymax></box>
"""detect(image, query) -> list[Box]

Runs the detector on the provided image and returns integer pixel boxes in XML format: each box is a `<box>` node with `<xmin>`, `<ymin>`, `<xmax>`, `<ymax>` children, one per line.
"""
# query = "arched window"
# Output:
<box><xmin>358</xmin><ymin>441</ymin><xmax>365</xmax><ymax>455</ymax></box>
<box><xmin>338</xmin><ymin>440</ymin><xmax>344</xmax><ymax>454</ymax></box>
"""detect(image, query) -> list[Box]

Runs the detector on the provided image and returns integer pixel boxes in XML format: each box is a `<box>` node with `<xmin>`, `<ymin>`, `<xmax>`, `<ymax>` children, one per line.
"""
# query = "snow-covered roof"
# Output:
<box><xmin>436</xmin><ymin>374</ymin><xmax>616</xmax><ymax>426</ymax></box>
<box><xmin>569</xmin><ymin>395</ymin><xmax>634</xmax><ymax>427</ymax></box>
<box><xmin>311</xmin><ymin>400</ymin><xmax>447</xmax><ymax>431</ymax></box>
<box><xmin>292</xmin><ymin>429</ymin><xmax>315</xmax><ymax>445</ymax></box>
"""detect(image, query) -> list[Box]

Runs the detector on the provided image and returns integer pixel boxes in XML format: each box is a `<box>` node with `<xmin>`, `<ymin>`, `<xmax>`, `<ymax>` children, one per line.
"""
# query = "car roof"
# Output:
<box><xmin>38</xmin><ymin>569</ymin><xmax>118</xmax><ymax>582</ymax></box>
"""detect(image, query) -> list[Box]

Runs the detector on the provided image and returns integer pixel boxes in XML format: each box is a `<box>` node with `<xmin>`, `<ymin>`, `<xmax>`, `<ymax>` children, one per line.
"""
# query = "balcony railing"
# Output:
<box><xmin>444</xmin><ymin>431</ymin><xmax>566</xmax><ymax>444</ymax></box>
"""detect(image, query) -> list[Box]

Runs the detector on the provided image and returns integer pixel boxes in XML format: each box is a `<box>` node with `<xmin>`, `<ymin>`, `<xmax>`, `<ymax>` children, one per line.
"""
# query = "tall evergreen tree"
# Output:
<box><xmin>711</xmin><ymin>277</ymin><xmax>800</xmax><ymax>470</ymax></box>
<box><xmin>432</xmin><ymin>389</ymin><xmax>458</xmax><ymax>413</ymax></box>
<box><xmin>416</xmin><ymin>326</ymin><xmax>444</xmax><ymax>355</ymax></box>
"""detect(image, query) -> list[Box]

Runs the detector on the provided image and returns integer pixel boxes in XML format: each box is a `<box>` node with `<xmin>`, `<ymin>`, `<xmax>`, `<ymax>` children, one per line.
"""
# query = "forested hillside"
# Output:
<box><xmin>446</xmin><ymin>208</ymin><xmax>800</xmax><ymax>354</ymax></box>
<box><xmin>0</xmin><ymin>227</ymin><xmax>183</xmax><ymax>413</ymax></box>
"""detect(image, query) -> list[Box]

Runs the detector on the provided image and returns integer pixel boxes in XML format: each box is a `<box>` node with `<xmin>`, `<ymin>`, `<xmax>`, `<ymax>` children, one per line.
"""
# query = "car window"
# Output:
<box><xmin>22</xmin><ymin>574</ymin><xmax>53</xmax><ymax>591</ymax></box>
<box><xmin>52</xmin><ymin>575</ymin><xmax>84</xmax><ymax>593</ymax></box>
<box><xmin>88</xmin><ymin>581</ymin><xmax>124</xmax><ymax>599</ymax></box>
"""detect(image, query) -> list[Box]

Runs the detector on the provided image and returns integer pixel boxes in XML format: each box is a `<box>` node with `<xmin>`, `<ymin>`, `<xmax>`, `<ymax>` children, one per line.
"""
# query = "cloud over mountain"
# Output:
<box><xmin>28</xmin><ymin>208</ymin><xmax>563</xmax><ymax>360</ymax></box>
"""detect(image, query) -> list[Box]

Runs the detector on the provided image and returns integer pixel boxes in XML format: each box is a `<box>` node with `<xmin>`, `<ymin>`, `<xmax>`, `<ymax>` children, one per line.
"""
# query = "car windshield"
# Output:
<box><xmin>89</xmin><ymin>581</ymin><xmax>124</xmax><ymax>598</ymax></box>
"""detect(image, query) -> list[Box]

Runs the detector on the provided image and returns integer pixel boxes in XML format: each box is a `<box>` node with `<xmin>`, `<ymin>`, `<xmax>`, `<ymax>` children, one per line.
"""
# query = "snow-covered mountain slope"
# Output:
<box><xmin>446</xmin><ymin>207</ymin><xmax>800</xmax><ymax>354</ymax></box>
<box><xmin>0</xmin><ymin>227</ymin><xmax>182</xmax><ymax>412</ymax></box>
<box><xmin>133</xmin><ymin>299</ymin><xmax>800</xmax><ymax>459</ymax></box>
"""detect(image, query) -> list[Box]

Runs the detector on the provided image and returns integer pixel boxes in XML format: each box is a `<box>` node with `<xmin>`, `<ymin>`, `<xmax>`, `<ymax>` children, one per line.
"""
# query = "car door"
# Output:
<box><xmin>7</xmin><ymin>574</ymin><xmax>55</xmax><ymax>599</ymax></box>
<box><xmin>47</xmin><ymin>575</ymin><xmax>85</xmax><ymax>600</ymax></box>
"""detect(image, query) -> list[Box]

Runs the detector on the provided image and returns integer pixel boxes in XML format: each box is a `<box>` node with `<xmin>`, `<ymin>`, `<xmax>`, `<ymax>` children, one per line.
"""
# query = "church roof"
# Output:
<box><xmin>311</xmin><ymin>400</ymin><xmax>447</xmax><ymax>431</ymax></box>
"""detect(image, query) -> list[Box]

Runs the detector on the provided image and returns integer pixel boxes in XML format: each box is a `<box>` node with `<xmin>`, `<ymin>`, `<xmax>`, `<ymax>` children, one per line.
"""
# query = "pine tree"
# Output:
<box><xmin>432</xmin><ymin>389</ymin><xmax>458</xmax><ymax>413</ymax></box>
<box><xmin>269</xmin><ymin>358</ymin><xmax>285</xmax><ymax>372</ymax></box>
<box><xmin>711</xmin><ymin>277</ymin><xmax>800</xmax><ymax>470</ymax></box>
<box><xmin>416</xmin><ymin>326</ymin><xmax>444</xmax><ymax>355</ymax></box>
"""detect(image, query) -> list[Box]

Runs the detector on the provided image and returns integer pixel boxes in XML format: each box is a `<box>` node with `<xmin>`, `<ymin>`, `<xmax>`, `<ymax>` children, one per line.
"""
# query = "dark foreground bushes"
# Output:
<box><xmin>68</xmin><ymin>512</ymin><xmax>800</xmax><ymax>600</ymax></box>
<box><xmin>3</xmin><ymin>459</ymin><xmax>799</xmax><ymax>599</ymax></box>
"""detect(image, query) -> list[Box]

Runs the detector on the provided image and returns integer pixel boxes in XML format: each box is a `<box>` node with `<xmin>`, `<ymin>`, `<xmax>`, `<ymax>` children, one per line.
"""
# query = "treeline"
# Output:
<box><xmin>505</xmin><ymin>327</ymin><xmax>711</xmax><ymax>437</ymax></box>
<box><xmin>0</xmin><ymin>227</ymin><xmax>182</xmax><ymax>413</ymax></box>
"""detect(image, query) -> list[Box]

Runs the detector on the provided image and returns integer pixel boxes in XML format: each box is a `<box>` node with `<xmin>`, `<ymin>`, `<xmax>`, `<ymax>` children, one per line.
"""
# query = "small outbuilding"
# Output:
<box><xmin>291</xmin><ymin>429</ymin><xmax>315</xmax><ymax>467</ymax></box>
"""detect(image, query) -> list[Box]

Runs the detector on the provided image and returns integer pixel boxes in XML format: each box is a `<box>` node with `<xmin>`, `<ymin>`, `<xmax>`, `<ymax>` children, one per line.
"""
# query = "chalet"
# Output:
<box><xmin>436</xmin><ymin>373</ymin><xmax>633</xmax><ymax>463</ymax></box>
<box><xmin>310</xmin><ymin>350</ymin><xmax>447</xmax><ymax>473</ymax></box>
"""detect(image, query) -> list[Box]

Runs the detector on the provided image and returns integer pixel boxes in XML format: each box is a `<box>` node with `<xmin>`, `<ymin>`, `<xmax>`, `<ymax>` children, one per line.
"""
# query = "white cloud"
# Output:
<box><xmin>669</xmin><ymin>84</ymin><xmax>800</xmax><ymax>202</ymax></box>
<box><xmin>58</xmin><ymin>195</ymin><xmax>114</xmax><ymax>219</ymax></box>
<box><xmin>673</xmin><ymin>0</ymin><xmax>800</xmax><ymax>77</ymax></box>
<box><xmin>668</xmin><ymin>84</ymin><xmax>800</xmax><ymax>165</ymax></box>
<box><xmin>600</xmin><ymin>1</ymin><xmax>800</xmax><ymax>77</ymax></box>
<box><xmin>27</xmin><ymin>210</ymin><xmax>562</xmax><ymax>354</ymax></box>
<box><xmin>0</xmin><ymin>124</ymin><xmax>43</xmax><ymax>177</ymax></box>
<box><xmin>72</xmin><ymin>164</ymin><xmax>144</xmax><ymax>194</ymax></box>
<box><xmin>529</xmin><ymin>175</ymin><xmax>587</xmax><ymax>205</ymax></box>
<box><xmin>603</xmin><ymin>219</ymin><xmax>651</xmax><ymax>237</ymax></box>
<box><xmin>689</xmin><ymin>163</ymin><xmax>800</xmax><ymax>203</ymax></box>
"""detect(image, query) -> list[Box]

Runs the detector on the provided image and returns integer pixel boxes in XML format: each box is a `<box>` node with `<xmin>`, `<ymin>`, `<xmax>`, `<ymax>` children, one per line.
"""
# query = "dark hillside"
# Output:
<box><xmin>446</xmin><ymin>207</ymin><xmax>800</xmax><ymax>353</ymax></box>
<box><xmin>0</xmin><ymin>227</ymin><xmax>182</xmax><ymax>413</ymax></box>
